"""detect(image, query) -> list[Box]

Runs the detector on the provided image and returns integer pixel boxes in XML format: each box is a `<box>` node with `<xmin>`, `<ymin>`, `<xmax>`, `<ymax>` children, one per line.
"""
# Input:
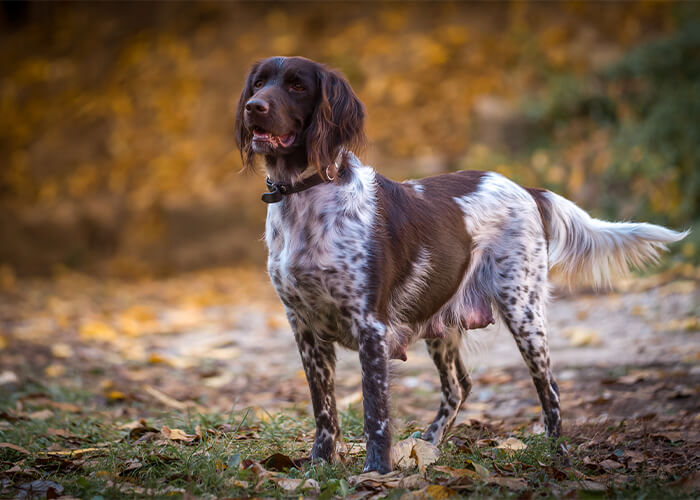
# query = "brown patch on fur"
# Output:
<box><xmin>526</xmin><ymin>187</ymin><xmax>552</xmax><ymax>244</ymax></box>
<box><xmin>369</xmin><ymin>171</ymin><xmax>487</xmax><ymax>324</ymax></box>
<box><xmin>306</xmin><ymin>67</ymin><xmax>366</xmax><ymax>175</ymax></box>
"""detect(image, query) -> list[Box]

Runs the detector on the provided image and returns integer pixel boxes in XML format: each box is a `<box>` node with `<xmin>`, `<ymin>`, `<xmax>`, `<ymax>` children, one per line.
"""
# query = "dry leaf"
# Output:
<box><xmin>79</xmin><ymin>321</ymin><xmax>118</xmax><ymax>341</ymax></box>
<box><xmin>417</xmin><ymin>484</ymin><xmax>458</xmax><ymax>498</ymax></box>
<box><xmin>47</xmin><ymin>428</ymin><xmax>77</xmax><ymax>439</ymax></box>
<box><xmin>28</xmin><ymin>409</ymin><xmax>54</xmax><ymax>420</ymax></box>
<box><xmin>398</xmin><ymin>474</ymin><xmax>429</xmax><ymax>490</ymax></box>
<box><xmin>496</xmin><ymin>437</ymin><xmax>527</xmax><ymax>451</ymax></box>
<box><xmin>271</xmin><ymin>477</ymin><xmax>320</xmax><ymax>493</ymax></box>
<box><xmin>563</xmin><ymin>327</ymin><xmax>603</xmax><ymax>347</ymax></box>
<box><xmin>160</xmin><ymin>425</ymin><xmax>197</xmax><ymax>442</ymax></box>
<box><xmin>391</xmin><ymin>437</ymin><xmax>440</xmax><ymax>472</ymax></box>
<box><xmin>599</xmin><ymin>459</ymin><xmax>623</xmax><ymax>471</ymax></box>
<box><xmin>561</xmin><ymin>479</ymin><xmax>607</xmax><ymax>492</ymax></box>
<box><xmin>226</xmin><ymin>478</ymin><xmax>249</xmax><ymax>489</ymax></box>
<box><xmin>262</xmin><ymin>452</ymin><xmax>299</xmax><ymax>471</ymax></box>
<box><xmin>51</xmin><ymin>343</ymin><xmax>74</xmax><ymax>358</ymax></box>
<box><xmin>348</xmin><ymin>470</ymin><xmax>402</xmax><ymax>489</ymax></box>
<box><xmin>40</xmin><ymin>447</ymin><xmax>105</xmax><ymax>458</ymax></box>
<box><xmin>0</xmin><ymin>370</ymin><xmax>18</xmax><ymax>385</ymax></box>
<box><xmin>0</xmin><ymin>442</ymin><xmax>30</xmax><ymax>454</ymax></box>
<box><xmin>489</xmin><ymin>476</ymin><xmax>528</xmax><ymax>490</ymax></box>
<box><xmin>432</xmin><ymin>465</ymin><xmax>479</xmax><ymax>481</ymax></box>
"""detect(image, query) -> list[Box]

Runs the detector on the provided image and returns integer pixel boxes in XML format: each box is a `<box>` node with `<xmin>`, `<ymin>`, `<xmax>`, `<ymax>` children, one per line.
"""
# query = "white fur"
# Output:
<box><xmin>544</xmin><ymin>191</ymin><xmax>689</xmax><ymax>287</ymax></box>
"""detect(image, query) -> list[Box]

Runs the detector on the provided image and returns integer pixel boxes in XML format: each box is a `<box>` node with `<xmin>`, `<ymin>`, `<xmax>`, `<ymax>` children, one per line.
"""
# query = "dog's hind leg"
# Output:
<box><xmin>495</xmin><ymin>256</ymin><xmax>562</xmax><ymax>443</ymax></box>
<box><xmin>422</xmin><ymin>330</ymin><xmax>472</xmax><ymax>445</ymax></box>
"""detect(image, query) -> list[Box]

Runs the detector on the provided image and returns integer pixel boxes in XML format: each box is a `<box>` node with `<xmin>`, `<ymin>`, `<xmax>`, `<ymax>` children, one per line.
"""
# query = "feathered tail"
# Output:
<box><xmin>542</xmin><ymin>191</ymin><xmax>689</xmax><ymax>287</ymax></box>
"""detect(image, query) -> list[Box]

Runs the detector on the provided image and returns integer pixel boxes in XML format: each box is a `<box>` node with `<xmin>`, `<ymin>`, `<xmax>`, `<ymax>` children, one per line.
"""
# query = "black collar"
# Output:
<box><xmin>262</xmin><ymin>173</ymin><xmax>326</xmax><ymax>204</ymax></box>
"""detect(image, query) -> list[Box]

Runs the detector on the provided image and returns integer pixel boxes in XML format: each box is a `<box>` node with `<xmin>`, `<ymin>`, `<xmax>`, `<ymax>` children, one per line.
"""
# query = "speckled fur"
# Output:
<box><xmin>264</xmin><ymin>153</ymin><xmax>687</xmax><ymax>473</ymax></box>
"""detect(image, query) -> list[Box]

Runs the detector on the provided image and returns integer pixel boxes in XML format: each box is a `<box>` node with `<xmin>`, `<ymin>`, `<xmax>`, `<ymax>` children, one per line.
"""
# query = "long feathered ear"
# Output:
<box><xmin>234</xmin><ymin>62</ymin><xmax>260</xmax><ymax>171</ymax></box>
<box><xmin>306</xmin><ymin>67</ymin><xmax>366</xmax><ymax>173</ymax></box>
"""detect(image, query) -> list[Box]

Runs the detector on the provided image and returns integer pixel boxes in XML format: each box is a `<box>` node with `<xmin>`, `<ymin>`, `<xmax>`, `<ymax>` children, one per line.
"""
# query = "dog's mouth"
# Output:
<box><xmin>252</xmin><ymin>126</ymin><xmax>296</xmax><ymax>148</ymax></box>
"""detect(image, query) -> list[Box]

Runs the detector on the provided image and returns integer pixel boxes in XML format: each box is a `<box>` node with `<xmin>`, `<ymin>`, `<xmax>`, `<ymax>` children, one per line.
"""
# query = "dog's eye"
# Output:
<box><xmin>290</xmin><ymin>82</ymin><xmax>305</xmax><ymax>92</ymax></box>
<box><xmin>254</xmin><ymin>80</ymin><xmax>264</xmax><ymax>89</ymax></box>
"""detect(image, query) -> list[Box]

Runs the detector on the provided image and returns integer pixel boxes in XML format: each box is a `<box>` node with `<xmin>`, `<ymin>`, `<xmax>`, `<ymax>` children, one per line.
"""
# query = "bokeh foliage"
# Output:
<box><xmin>0</xmin><ymin>1</ymin><xmax>694</xmax><ymax>276</ymax></box>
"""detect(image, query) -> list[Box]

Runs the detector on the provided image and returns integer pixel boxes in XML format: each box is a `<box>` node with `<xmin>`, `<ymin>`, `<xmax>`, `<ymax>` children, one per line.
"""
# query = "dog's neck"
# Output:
<box><xmin>264</xmin><ymin>148</ymin><xmax>344</xmax><ymax>186</ymax></box>
<box><xmin>264</xmin><ymin>147</ymin><xmax>313</xmax><ymax>185</ymax></box>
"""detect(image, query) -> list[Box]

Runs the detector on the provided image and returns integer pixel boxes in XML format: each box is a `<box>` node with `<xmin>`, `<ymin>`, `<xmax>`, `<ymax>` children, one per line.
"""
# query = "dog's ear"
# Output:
<box><xmin>234</xmin><ymin>62</ymin><xmax>260</xmax><ymax>171</ymax></box>
<box><xmin>307</xmin><ymin>67</ymin><xmax>366</xmax><ymax>174</ymax></box>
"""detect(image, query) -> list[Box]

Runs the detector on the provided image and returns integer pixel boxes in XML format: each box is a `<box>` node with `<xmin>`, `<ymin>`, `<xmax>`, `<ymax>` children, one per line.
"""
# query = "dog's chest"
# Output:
<box><xmin>264</xmin><ymin>174</ymin><xmax>376</xmax><ymax>344</ymax></box>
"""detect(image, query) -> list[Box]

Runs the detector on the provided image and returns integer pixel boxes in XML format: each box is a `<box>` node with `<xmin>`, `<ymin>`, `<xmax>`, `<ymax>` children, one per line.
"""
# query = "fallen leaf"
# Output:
<box><xmin>121</xmin><ymin>458</ymin><xmax>142</xmax><ymax>475</ymax></box>
<box><xmin>348</xmin><ymin>470</ymin><xmax>402</xmax><ymax>489</ymax></box>
<box><xmin>28</xmin><ymin>409</ymin><xmax>54</xmax><ymax>420</ymax></box>
<box><xmin>0</xmin><ymin>370</ymin><xmax>19</xmax><ymax>385</ymax></box>
<box><xmin>496</xmin><ymin>437</ymin><xmax>527</xmax><ymax>451</ymax></box>
<box><xmin>143</xmin><ymin>385</ymin><xmax>201</xmax><ymax>411</ymax></box>
<box><xmin>40</xmin><ymin>447</ymin><xmax>106</xmax><ymax>458</ymax></box>
<box><xmin>432</xmin><ymin>465</ymin><xmax>480</xmax><ymax>481</ymax></box>
<box><xmin>398</xmin><ymin>474</ymin><xmax>429</xmax><ymax>490</ymax></box>
<box><xmin>563</xmin><ymin>327</ymin><xmax>603</xmax><ymax>347</ymax></box>
<box><xmin>226</xmin><ymin>478</ymin><xmax>249</xmax><ymax>489</ymax></box>
<box><xmin>263</xmin><ymin>452</ymin><xmax>299</xmax><ymax>471</ymax></box>
<box><xmin>489</xmin><ymin>476</ymin><xmax>528</xmax><ymax>490</ymax></box>
<box><xmin>107</xmin><ymin>390</ymin><xmax>127</xmax><ymax>401</ymax></box>
<box><xmin>391</xmin><ymin>437</ymin><xmax>440</xmax><ymax>472</ymax></box>
<box><xmin>4</xmin><ymin>464</ymin><xmax>40</xmax><ymax>478</ymax></box>
<box><xmin>416</xmin><ymin>484</ymin><xmax>458</xmax><ymax>498</ymax></box>
<box><xmin>51</xmin><ymin>343</ymin><xmax>74</xmax><ymax>358</ymax></box>
<box><xmin>44</xmin><ymin>401</ymin><xmax>81</xmax><ymax>413</ymax></box>
<box><xmin>272</xmin><ymin>477</ymin><xmax>320</xmax><ymax>493</ymax></box>
<box><xmin>79</xmin><ymin>321</ymin><xmax>118</xmax><ymax>341</ymax></box>
<box><xmin>561</xmin><ymin>479</ymin><xmax>607</xmax><ymax>492</ymax></box>
<box><xmin>47</xmin><ymin>428</ymin><xmax>78</xmax><ymax>439</ymax></box>
<box><xmin>599</xmin><ymin>459</ymin><xmax>623</xmax><ymax>471</ymax></box>
<box><xmin>44</xmin><ymin>364</ymin><xmax>66</xmax><ymax>378</ymax></box>
<box><xmin>160</xmin><ymin>425</ymin><xmax>197</xmax><ymax>442</ymax></box>
<box><xmin>0</xmin><ymin>442</ymin><xmax>31</xmax><ymax>454</ymax></box>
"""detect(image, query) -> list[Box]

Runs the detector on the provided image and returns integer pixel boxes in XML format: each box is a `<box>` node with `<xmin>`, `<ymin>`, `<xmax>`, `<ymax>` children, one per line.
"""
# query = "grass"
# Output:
<box><xmin>1</xmin><ymin>383</ymin><xmax>697</xmax><ymax>499</ymax></box>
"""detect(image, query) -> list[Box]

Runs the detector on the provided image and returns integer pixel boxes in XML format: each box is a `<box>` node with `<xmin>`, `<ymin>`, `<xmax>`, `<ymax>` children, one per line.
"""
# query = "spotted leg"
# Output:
<box><xmin>356</xmin><ymin>317</ymin><xmax>392</xmax><ymax>473</ymax></box>
<box><xmin>422</xmin><ymin>331</ymin><xmax>472</xmax><ymax>444</ymax></box>
<box><xmin>291</xmin><ymin>316</ymin><xmax>342</xmax><ymax>462</ymax></box>
<box><xmin>496</xmin><ymin>283</ymin><xmax>562</xmax><ymax>444</ymax></box>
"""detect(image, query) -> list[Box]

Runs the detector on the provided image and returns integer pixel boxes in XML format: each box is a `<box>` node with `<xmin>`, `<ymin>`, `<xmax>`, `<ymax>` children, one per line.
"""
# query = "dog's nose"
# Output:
<box><xmin>245</xmin><ymin>98</ymin><xmax>269</xmax><ymax>114</ymax></box>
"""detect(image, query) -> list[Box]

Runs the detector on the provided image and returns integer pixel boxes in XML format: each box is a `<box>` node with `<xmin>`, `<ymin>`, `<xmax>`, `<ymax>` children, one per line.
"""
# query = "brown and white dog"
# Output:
<box><xmin>234</xmin><ymin>56</ymin><xmax>687</xmax><ymax>473</ymax></box>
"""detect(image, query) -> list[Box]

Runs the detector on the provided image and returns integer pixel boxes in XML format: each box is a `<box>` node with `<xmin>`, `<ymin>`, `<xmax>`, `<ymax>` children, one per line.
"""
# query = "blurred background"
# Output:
<box><xmin>1</xmin><ymin>0</ymin><xmax>698</xmax><ymax>278</ymax></box>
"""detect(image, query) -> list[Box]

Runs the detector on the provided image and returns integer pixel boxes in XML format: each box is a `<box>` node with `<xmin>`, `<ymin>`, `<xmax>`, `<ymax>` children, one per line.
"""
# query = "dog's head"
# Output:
<box><xmin>235</xmin><ymin>56</ymin><xmax>365</xmax><ymax>175</ymax></box>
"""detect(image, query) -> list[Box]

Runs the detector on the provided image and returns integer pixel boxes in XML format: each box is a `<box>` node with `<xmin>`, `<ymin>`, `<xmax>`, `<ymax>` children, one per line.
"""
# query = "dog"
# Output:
<box><xmin>234</xmin><ymin>56</ymin><xmax>688</xmax><ymax>473</ymax></box>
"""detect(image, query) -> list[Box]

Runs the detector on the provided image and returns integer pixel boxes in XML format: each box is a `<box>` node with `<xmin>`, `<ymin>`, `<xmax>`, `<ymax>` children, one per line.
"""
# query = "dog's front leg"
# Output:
<box><xmin>292</xmin><ymin>319</ymin><xmax>341</xmax><ymax>462</ymax></box>
<box><xmin>356</xmin><ymin>318</ymin><xmax>392</xmax><ymax>473</ymax></box>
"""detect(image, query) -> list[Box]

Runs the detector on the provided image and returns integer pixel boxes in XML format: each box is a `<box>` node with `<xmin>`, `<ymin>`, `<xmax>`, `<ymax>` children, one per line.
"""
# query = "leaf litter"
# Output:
<box><xmin>0</xmin><ymin>265</ymin><xmax>698</xmax><ymax>498</ymax></box>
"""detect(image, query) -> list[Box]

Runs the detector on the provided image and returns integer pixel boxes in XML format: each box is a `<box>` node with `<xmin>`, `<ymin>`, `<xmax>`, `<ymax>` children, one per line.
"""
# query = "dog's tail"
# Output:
<box><xmin>534</xmin><ymin>190</ymin><xmax>689</xmax><ymax>287</ymax></box>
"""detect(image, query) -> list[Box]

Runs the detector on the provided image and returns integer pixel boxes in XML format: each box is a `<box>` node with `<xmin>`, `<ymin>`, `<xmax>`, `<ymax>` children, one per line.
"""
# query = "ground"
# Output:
<box><xmin>0</xmin><ymin>264</ymin><xmax>698</xmax><ymax>498</ymax></box>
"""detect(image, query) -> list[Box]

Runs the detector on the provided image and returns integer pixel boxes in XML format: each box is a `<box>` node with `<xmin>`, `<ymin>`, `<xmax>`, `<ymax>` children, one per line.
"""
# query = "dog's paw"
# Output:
<box><xmin>362</xmin><ymin>459</ymin><xmax>392</xmax><ymax>474</ymax></box>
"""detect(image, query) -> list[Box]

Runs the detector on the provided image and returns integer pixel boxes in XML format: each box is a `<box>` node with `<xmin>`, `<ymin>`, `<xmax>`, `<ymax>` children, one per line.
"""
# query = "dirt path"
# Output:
<box><xmin>0</xmin><ymin>265</ymin><xmax>697</xmax><ymax>422</ymax></box>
